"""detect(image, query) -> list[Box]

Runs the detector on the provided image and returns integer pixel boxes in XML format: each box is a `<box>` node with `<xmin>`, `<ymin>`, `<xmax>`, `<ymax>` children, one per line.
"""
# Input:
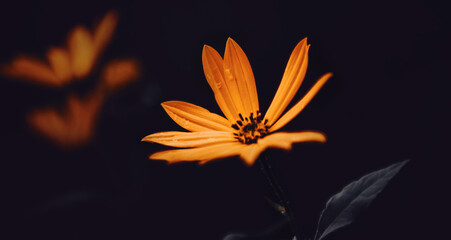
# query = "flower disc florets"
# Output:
<box><xmin>232</xmin><ymin>111</ymin><xmax>269</xmax><ymax>144</ymax></box>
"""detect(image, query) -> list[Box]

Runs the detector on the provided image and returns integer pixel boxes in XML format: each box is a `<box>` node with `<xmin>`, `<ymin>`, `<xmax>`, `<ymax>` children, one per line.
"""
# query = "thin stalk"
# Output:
<box><xmin>258</xmin><ymin>152</ymin><xmax>301</xmax><ymax>239</ymax></box>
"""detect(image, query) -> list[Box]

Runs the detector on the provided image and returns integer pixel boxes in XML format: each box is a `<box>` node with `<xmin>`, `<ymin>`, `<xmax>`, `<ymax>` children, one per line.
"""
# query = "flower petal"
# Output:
<box><xmin>269</xmin><ymin>73</ymin><xmax>332</xmax><ymax>132</ymax></box>
<box><xmin>259</xmin><ymin>131</ymin><xmax>327</xmax><ymax>149</ymax></box>
<box><xmin>93</xmin><ymin>10</ymin><xmax>118</xmax><ymax>60</ymax></box>
<box><xmin>264</xmin><ymin>38</ymin><xmax>309</xmax><ymax>126</ymax></box>
<box><xmin>239</xmin><ymin>131</ymin><xmax>326</xmax><ymax>166</ymax></box>
<box><xmin>1</xmin><ymin>56</ymin><xmax>59</xmax><ymax>87</ymax></box>
<box><xmin>68</xmin><ymin>26</ymin><xmax>95</xmax><ymax>78</ymax></box>
<box><xmin>141</xmin><ymin>131</ymin><xmax>236</xmax><ymax>148</ymax></box>
<box><xmin>162</xmin><ymin>101</ymin><xmax>233</xmax><ymax>132</ymax></box>
<box><xmin>223</xmin><ymin>38</ymin><xmax>259</xmax><ymax>116</ymax></box>
<box><xmin>100</xmin><ymin>59</ymin><xmax>139</xmax><ymax>92</ymax></box>
<box><xmin>47</xmin><ymin>47</ymin><xmax>72</xmax><ymax>84</ymax></box>
<box><xmin>149</xmin><ymin>142</ymin><xmax>245</xmax><ymax>164</ymax></box>
<box><xmin>240</xmin><ymin>144</ymin><xmax>267</xmax><ymax>166</ymax></box>
<box><xmin>202</xmin><ymin>45</ymin><xmax>239</xmax><ymax>122</ymax></box>
<box><xmin>27</xmin><ymin>92</ymin><xmax>104</xmax><ymax>149</ymax></box>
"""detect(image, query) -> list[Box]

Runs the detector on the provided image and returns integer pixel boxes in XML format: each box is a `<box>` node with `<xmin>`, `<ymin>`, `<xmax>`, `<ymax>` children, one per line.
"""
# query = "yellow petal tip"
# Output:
<box><xmin>141</xmin><ymin>135</ymin><xmax>151</xmax><ymax>142</ymax></box>
<box><xmin>202</xmin><ymin>44</ymin><xmax>214</xmax><ymax>51</ymax></box>
<box><xmin>242</xmin><ymin>159</ymin><xmax>254</xmax><ymax>167</ymax></box>
<box><xmin>161</xmin><ymin>101</ymin><xmax>172</xmax><ymax>109</ymax></box>
<box><xmin>314</xmin><ymin>132</ymin><xmax>327</xmax><ymax>143</ymax></box>
<box><xmin>226</xmin><ymin>37</ymin><xmax>237</xmax><ymax>45</ymax></box>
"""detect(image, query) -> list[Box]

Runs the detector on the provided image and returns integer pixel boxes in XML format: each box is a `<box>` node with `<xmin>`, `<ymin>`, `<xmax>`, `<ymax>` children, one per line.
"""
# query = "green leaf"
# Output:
<box><xmin>314</xmin><ymin>160</ymin><xmax>409</xmax><ymax>240</ymax></box>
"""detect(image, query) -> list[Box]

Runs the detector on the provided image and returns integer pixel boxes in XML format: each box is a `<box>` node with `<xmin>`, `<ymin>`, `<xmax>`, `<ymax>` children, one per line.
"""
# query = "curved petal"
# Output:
<box><xmin>141</xmin><ymin>131</ymin><xmax>236</xmax><ymax>148</ymax></box>
<box><xmin>68</xmin><ymin>26</ymin><xmax>95</xmax><ymax>78</ymax></box>
<box><xmin>269</xmin><ymin>73</ymin><xmax>332</xmax><ymax>132</ymax></box>
<box><xmin>100</xmin><ymin>59</ymin><xmax>139</xmax><ymax>92</ymax></box>
<box><xmin>162</xmin><ymin>101</ymin><xmax>233</xmax><ymax>132</ymax></box>
<box><xmin>264</xmin><ymin>38</ymin><xmax>310</xmax><ymax>126</ymax></box>
<box><xmin>223</xmin><ymin>38</ymin><xmax>259</xmax><ymax>117</ymax></box>
<box><xmin>93</xmin><ymin>10</ymin><xmax>118</xmax><ymax>60</ymax></box>
<box><xmin>259</xmin><ymin>131</ymin><xmax>327</xmax><ymax>149</ymax></box>
<box><xmin>47</xmin><ymin>47</ymin><xmax>72</xmax><ymax>84</ymax></box>
<box><xmin>239</xmin><ymin>131</ymin><xmax>326</xmax><ymax>166</ymax></box>
<box><xmin>240</xmin><ymin>144</ymin><xmax>267</xmax><ymax>166</ymax></box>
<box><xmin>1</xmin><ymin>56</ymin><xmax>59</xmax><ymax>87</ymax></box>
<box><xmin>149</xmin><ymin>142</ymin><xmax>245</xmax><ymax>164</ymax></box>
<box><xmin>202</xmin><ymin>45</ymin><xmax>239</xmax><ymax>122</ymax></box>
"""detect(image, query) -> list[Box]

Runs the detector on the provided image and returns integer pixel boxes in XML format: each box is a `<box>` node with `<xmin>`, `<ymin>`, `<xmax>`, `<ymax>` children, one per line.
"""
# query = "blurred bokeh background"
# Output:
<box><xmin>1</xmin><ymin>0</ymin><xmax>448</xmax><ymax>239</ymax></box>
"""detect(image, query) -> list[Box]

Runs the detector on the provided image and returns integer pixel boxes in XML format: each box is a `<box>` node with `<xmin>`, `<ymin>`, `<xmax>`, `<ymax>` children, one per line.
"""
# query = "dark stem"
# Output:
<box><xmin>258</xmin><ymin>152</ymin><xmax>301</xmax><ymax>239</ymax></box>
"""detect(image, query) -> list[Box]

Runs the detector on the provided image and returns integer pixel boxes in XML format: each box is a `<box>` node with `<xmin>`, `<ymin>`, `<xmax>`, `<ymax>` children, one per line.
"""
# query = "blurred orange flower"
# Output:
<box><xmin>1</xmin><ymin>10</ymin><xmax>140</xmax><ymax>149</ymax></box>
<box><xmin>142</xmin><ymin>38</ymin><xmax>332</xmax><ymax>166</ymax></box>
<box><xmin>27</xmin><ymin>92</ymin><xmax>104</xmax><ymax>149</ymax></box>
<box><xmin>1</xmin><ymin>10</ymin><xmax>118</xmax><ymax>87</ymax></box>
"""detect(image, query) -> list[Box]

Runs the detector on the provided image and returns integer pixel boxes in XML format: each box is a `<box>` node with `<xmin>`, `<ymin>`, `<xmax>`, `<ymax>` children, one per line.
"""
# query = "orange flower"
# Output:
<box><xmin>1</xmin><ymin>10</ymin><xmax>118</xmax><ymax>87</ymax></box>
<box><xmin>142</xmin><ymin>38</ymin><xmax>332</xmax><ymax>166</ymax></box>
<box><xmin>27</xmin><ymin>92</ymin><xmax>104</xmax><ymax>149</ymax></box>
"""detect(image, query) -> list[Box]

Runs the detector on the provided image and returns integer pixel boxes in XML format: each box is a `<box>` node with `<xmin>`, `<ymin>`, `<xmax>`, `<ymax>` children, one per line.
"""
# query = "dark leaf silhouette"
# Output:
<box><xmin>314</xmin><ymin>160</ymin><xmax>409</xmax><ymax>240</ymax></box>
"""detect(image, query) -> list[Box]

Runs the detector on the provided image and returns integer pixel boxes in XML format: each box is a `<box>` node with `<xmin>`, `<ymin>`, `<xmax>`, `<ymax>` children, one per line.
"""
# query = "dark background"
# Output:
<box><xmin>1</xmin><ymin>0</ymin><xmax>449</xmax><ymax>239</ymax></box>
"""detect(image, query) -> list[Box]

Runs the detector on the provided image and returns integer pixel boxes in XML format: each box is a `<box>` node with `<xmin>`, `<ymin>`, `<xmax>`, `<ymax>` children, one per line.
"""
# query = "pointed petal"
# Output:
<box><xmin>259</xmin><ymin>131</ymin><xmax>327</xmax><ymax>149</ymax></box>
<box><xmin>68</xmin><ymin>26</ymin><xmax>95</xmax><ymax>78</ymax></box>
<box><xmin>240</xmin><ymin>144</ymin><xmax>267</xmax><ymax>166</ymax></box>
<box><xmin>223</xmin><ymin>38</ymin><xmax>259</xmax><ymax>116</ymax></box>
<box><xmin>149</xmin><ymin>142</ymin><xmax>245</xmax><ymax>164</ymax></box>
<box><xmin>1</xmin><ymin>56</ymin><xmax>60</xmax><ymax>87</ymax></box>
<box><xmin>141</xmin><ymin>131</ymin><xmax>236</xmax><ymax>148</ymax></box>
<box><xmin>162</xmin><ymin>101</ymin><xmax>233</xmax><ymax>132</ymax></box>
<box><xmin>47</xmin><ymin>47</ymin><xmax>72</xmax><ymax>84</ymax></box>
<box><xmin>265</xmin><ymin>38</ymin><xmax>310</xmax><ymax>126</ymax></box>
<box><xmin>239</xmin><ymin>131</ymin><xmax>326</xmax><ymax>166</ymax></box>
<box><xmin>269</xmin><ymin>73</ymin><xmax>332</xmax><ymax>132</ymax></box>
<box><xmin>93</xmin><ymin>10</ymin><xmax>118</xmax><ymax>59</ymax></box>
<box><xmin>202</xmin><ymin>45</ymin><xmax>239</xmax><ymax>122</ymax></box>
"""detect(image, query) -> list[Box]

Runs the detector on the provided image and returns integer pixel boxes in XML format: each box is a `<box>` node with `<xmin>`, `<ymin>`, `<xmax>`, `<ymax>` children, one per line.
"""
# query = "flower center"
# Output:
<box><xmin>232</xmin><ymin>111</ymin><xmax>269</xmax><ymax>144</ymax></box>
